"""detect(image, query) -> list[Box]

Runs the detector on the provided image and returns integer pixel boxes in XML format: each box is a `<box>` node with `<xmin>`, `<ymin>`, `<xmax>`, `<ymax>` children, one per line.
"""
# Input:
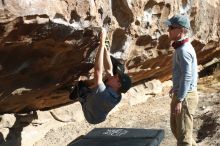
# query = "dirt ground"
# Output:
<box><xmin>32</xmin><ymin>73</ymin><xmax>220</xmax><ymax>146</ymax></box>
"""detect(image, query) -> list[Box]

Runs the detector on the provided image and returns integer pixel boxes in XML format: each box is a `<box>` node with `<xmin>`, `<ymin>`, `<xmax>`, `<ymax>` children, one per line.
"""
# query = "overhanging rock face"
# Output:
<box><xmin>0</xmin><ymin>0</ymin><xmax>219</xmax><ymax>113</ymax></box>
<box><xmin>0</xmin><ymin>16</ymin><xmax>99</xmax><ymax>113</ymax></box>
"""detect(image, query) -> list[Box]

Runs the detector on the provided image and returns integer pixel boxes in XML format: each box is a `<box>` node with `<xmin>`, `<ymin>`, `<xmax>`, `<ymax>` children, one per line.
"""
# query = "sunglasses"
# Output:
<box><xmin>169</xmin><ymin>26</ymin><xmax>181</xmax><ymax>30</ymax></box>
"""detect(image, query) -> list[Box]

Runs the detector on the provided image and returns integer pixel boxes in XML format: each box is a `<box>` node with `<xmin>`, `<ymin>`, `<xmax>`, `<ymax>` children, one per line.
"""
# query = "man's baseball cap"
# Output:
<box><xmin>118</xmin><ymin>72</ymin><xmax>132</xmax><ymax>93</ymax></box>
<box><xmin>164</xmin><ymin>14</ymin><xmax>190</xmax><ymax>29</ymax></box>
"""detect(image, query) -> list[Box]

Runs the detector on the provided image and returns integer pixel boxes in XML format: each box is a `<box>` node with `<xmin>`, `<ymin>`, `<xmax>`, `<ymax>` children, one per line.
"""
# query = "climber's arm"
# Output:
<box><xmin>93</xmin><ymin>28</ymin><xmax>107</xmax><ymax>86</ymax></box>
<box><xmin>104</xmin><ymin>46</ymin><xmax>113</xmax><ymax>77</ymax></box>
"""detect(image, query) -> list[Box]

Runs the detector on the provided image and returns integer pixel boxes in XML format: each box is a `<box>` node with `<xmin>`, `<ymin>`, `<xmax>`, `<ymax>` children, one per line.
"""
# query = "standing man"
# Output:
<box><xmin>165</xmin><ymin>14</ymin><xmax>199</xmax><ymax>146</ymax></box>
<box><xmin>69</xmin><ymin>28</ymin><xmax>132</xmax><ymax>124</ymax></box>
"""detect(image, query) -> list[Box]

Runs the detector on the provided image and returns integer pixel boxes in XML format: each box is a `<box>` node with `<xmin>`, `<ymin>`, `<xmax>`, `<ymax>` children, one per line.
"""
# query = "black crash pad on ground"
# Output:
<box><xmin>68</xmin><ymin>128</ymin><xmax>164</xmax><ymax>146</ymax></box>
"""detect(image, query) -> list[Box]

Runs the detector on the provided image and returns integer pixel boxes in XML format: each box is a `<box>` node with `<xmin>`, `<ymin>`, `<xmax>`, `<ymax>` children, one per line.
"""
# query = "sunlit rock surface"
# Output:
<box><xmin>0</xmin><ymin>0</ymin><xmax>219</xmax><ymax>113</ymax></box>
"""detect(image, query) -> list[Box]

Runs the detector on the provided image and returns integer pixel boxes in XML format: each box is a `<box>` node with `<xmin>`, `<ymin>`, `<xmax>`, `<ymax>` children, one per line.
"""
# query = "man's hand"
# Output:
<box><xmin>174</xmin><ymin>101</ymin><xmax>182</xmax><ymax>115</ymax></box>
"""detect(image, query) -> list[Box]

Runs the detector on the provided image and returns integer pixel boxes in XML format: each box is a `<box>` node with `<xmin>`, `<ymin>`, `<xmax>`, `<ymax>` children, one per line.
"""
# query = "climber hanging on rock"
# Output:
<box><xmin>68</xmin><ymin>27</ymin><xmax>132</xmax><ymax>124</ymax></box>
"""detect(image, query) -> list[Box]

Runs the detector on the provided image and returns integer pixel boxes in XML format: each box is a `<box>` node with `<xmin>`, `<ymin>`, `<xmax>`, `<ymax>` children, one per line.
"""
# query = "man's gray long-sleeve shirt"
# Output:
<box><xmin>172</xmin><ymin>41</ymin><xmax>198</xmax><ymax>101</ymax></box>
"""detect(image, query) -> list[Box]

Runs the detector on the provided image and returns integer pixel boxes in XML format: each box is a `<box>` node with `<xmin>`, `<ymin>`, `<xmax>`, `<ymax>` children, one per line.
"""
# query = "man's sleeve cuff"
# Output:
<box><xmin>178</xmin><ymin>97</ymin><xmax>184</xmax><ymax>102</ymax></box>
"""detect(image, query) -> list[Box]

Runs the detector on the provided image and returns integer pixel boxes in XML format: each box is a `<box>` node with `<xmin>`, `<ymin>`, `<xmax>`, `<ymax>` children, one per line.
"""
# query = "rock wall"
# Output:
<box><xmin>0</xmin><ymin>0</ymin><xmax>219</xmax><ymax>113</ymax></box>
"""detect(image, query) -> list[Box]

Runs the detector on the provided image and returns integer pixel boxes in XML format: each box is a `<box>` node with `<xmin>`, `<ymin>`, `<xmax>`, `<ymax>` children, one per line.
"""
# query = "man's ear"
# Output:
<box><xmin>180</xmin><ymin>28</ymin><xmax>185</xmax><ymax>34</ymax></box>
